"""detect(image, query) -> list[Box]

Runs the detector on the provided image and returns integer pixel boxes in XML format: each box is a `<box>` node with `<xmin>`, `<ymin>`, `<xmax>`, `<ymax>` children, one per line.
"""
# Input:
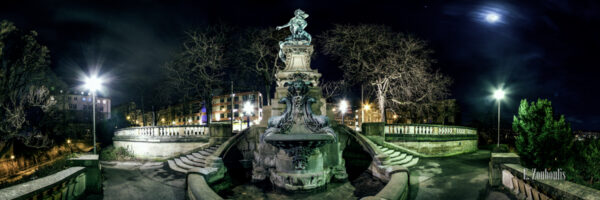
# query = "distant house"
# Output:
<box><xmin>53</xmin><ymin>90</ymin><xmax>112</xmax><ymax>120</ymax></box>
<box><xmin>117</xmin><ymin>91</ymin><xmax>263</xmax><ymax>128</ymax></box>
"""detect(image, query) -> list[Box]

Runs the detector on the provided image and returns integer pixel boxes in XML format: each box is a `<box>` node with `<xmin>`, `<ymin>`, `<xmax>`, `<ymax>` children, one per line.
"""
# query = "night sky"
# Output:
<box><xmin>1</xmin><ymin>0</ymin><xmax>599</xmax><ymax>130</ymax></box>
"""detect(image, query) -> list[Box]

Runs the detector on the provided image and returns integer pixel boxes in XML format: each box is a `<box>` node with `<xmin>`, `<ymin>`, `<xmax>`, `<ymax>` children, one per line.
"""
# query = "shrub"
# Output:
<box><xmin>512</xmin><ymin>99</ymin><xmax>573</xmax><ymax>169</ymax></box>
<box><xmin>492</xmin><ymin>144</ymin><xmax>509</xmax><ymax>153</ymax></box>
<box><xmin>100</xmin><ymin>146</ymin><xmax>134</xmax><ymax>161</ymax></box>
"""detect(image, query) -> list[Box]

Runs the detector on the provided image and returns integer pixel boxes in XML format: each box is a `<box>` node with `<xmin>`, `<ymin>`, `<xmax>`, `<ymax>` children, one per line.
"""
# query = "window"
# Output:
<box><xmin>234</xmin><ymin>113</ymin><xmax>239</xmax><ymax>117</ymax></box>
<box><xmin>234</xmin><ymin>96</ymin><xmax>239</xmax><ymax>101</ymax></box>
<box><xmin>220</xmin><ymin>98</ymin><xmax>224</xmax><ymax>103</ymax></box>
<box><xmin>74</xmin><ymin>97</ymin><xmax>77</xmax><ymax>101</ymax></box>
<box><xmin>220</xmin><ymin>113</ymin><xmax>224</xmax><ymax>119</ymax></box>
<box><xmin>82</xmin><ymin>97</ymin><xmax>86</xmax><ymax>101</ymax></box>
<box><xmin>234</xmin><ymin>104</ymin><xmax>239</xmax><ymax>109</ymax></box>
<box><xmin>103</xmin><ymin>100</ymin><xmax>106</xmax><ymax>104</ymax></box>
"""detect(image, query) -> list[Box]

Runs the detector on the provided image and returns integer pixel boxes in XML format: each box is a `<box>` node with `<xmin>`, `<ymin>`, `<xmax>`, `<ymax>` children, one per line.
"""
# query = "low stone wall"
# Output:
<box><xmin>489</xmin><ymin>153</ymin><xmax>600</xmax><ymax>200</ymax></box>
<box><xmin>113</xmin><ymin>123</ymin><xmax>233</xmax><ymax>159</ymax></box>
<box><xmin>363</xmin><ymin>169</ymin><xmax>410</xmax><ymax>200</ymax></box>
<box><xmin>378</xmin><ymin>123</ymin><xmax>478</xmax><ymax>157</ymax></box>
<box><xmin>501</xmin><ymin>164</ymin><xmax>600</xmax><ymax>200</ymax></box>
<box><xmin>187</xmin><ymin>173</ymin><xmax>223</xmax><ymax>200</ymax></box>
<box><xmin>114</xmin><ymin>139</ymin><xmax>210</xmax><ymax>159</ymax></box>
<box><xmin>0</xmin><ymin>154</ymin><xmax>101</xmax><ymax>200</ymax></box>
<box><xmin>389</xmin><ymin>139</ymin><xmax>477</xmax><ymax>157</ymax></box>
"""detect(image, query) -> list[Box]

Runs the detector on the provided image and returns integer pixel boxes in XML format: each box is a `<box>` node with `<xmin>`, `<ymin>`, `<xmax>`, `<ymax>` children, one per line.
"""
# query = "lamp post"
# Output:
<box><xmin>493</xmin><ymin>89</ymin><xmax>505</xmax><ymax>147</ymax></box>
<box><xmin>83</xmin><ymin>75</ymin><xmax>103</xmax><ymax>154</ymax></box>
<box><xmin>243</xmin><ymin>101</ymin><xmax>254</xmax><ymax>129</ymax></box>
<box><xmin>339</xmin><ymin>100</ymin><xmax>349</xmax><ymax>126</ymax></box>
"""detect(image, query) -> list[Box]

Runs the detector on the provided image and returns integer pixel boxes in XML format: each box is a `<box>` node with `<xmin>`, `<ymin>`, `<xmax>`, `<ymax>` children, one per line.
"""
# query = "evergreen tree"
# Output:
<box><xmin>513</xmin><ymin>99</ymin><xmax>573</xmax><ymax>168</ymax></box>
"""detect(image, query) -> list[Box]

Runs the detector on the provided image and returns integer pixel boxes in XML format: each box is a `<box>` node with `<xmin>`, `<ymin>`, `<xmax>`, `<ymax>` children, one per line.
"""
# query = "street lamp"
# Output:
<box><xmin>243</xmin><ymin>101</ymin><xmax>254</xmax><ymax>128</ymax></box>
<box><xmin>83</xmin><ymin>74</ymin><xmax>103</xmax><ymax>154</ymax></box>
<box><xmin>493</xmin><ymin>89</ymin><xmax>505</xmax><ymax>147</ymax></box>
<box><xmin>339</xmin><ymin>100</ymin><xmax>349</xmax><ymax>125</ymax></box>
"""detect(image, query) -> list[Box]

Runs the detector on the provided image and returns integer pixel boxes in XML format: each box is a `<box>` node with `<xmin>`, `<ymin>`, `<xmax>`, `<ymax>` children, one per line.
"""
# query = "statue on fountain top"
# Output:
<box><xmin>276</xmin><ymin>9</ymin><xmax>312</xmax><ymax>62</ymax></box>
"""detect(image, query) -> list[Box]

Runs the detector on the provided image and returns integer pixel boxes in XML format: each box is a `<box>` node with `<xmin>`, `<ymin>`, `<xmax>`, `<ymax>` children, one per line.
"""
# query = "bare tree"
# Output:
<box><xmin>320</xmin><ymin>79</ymin><xmax>347</xmax><ymax>102</ymax></box>
<box><xmin>164</xmin><ymin>27</ymin><xmax>227</xmax><ymax>125</ymax></box>
<box><xmin>320</xmin><ymin>24</ymin><xmax>451</xmax><ymax>122</ymax></box>
<box><xmin>237</xmin><ymin>28</ymin><xmax>286</xmax><ymax>106</ymax></box>
<box><xmin>0</xmin><ymin>20</ymin><xmax>57</xmax><ymax>148</ymax></box>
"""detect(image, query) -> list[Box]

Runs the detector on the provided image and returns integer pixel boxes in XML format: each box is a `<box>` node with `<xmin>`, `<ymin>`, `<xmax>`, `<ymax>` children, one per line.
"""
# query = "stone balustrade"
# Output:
<box><xmin>501</xmin><ymin>163</ymin><xmax>600</xmax><ymax>200</ymax></box>
<box><xmin>384</xmin><ymin>124</ymin><xmax>477</xmax><ymax>135</ymax></box>
<box><xmin>0</xmin><ymin>167</ymin><xmax>87</xmax><ymax>200</ymax></box>
<box><xmin>0</xmin><ymin>154</ymin><xmax>101</xmax><ymax>200</ymax></box>
<box><xmin>115</xmin><ymin>125</ymin><xmax>209</xmax><ymax>137</ymax></box>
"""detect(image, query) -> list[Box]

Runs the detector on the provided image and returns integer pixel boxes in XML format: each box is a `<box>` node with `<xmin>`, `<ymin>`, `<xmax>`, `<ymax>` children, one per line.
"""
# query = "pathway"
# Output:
<box><xmin>101</xmin><ymin>162</ymin><xmax>185</xmax><ymax>200</ymax></box>
<box><xmin>408</xmin><ymin>150</ymin><xmax>515</xmax><ymax>200</ymax></box>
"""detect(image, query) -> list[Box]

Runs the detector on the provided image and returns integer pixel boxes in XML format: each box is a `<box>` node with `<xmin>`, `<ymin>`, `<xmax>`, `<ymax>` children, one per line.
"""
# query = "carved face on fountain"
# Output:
<box><xmin>262</xmin><ymin>72</ymin><xmax>336</xmax><ymax>170</ymax></box>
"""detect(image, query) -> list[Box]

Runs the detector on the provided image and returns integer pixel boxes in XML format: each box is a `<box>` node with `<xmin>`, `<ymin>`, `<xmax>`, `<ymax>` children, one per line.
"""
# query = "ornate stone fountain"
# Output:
<box><xmin>259</xmin><ymin>73</ymin><xmax>342</xmax><ymax>191</ymax></box>
<box><xmin>247</xmin><ymin>9</ymin><xmax>347</xmax><ymax>191</ymax></box>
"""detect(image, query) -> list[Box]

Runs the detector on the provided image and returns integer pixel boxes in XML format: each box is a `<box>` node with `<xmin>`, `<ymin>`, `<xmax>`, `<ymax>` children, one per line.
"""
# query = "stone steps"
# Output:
<box><xmin>180</xmin><ymin>157</ymin><xmax>204</xmax><ymax>167</ymax></box>
<box><xmin>186</xmin><ymin>155</ymin><xmax>204</xmax><ymax>163</ymax></box>
<box><xmin>387</xmin><ymin>155</ymin><xmax>413</xmax><ymax>166</ymax></box>
<box><xmin>166</xmin><ymin>145</ymin><xmax>219</xmax><ymax>174</ymax></box>
<box><xmin>191</xmin><ymin>153</ymin><xmax>205</xmax><ymax>159</ymax></box>
<box><xmin>374</xmin><ymin>144</ymin><xmax>419</xmax><ymax>168</ymax></box>
<box><xmin>199</xmin><ymin>151</ymin><xmax>212</xmax><ymax>157</ymax></box>
<box><xmin>386</xmin><ymin>153</ymin><xmax>407</xmax><ymax>163</ymax></box>
<box><xmin>402</xmin><ymin>157</ymin><xmax>419</xmax><ymax>168</ymax></box>
<box><xmin>167</xmin><ymin>160</ymin><xmax>188</xmax><ymax>173</ymax></box>
<box><xmin>387</xmin><ymin>151</ymin><xmax>401</xmax><ymax>157</ymax></box>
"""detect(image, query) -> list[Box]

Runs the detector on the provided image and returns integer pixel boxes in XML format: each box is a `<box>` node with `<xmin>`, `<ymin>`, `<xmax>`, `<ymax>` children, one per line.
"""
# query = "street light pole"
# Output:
<box><xmin>92</xmin><ymin>91</ymin><xmax>97</xmax><ymax>154</ymax></box>
<box><xmin>497</xmin><ymin>99</ymin><xmax>501</xmax><ymax>147</ymax></box>
<box><xmin>493</xmin><ymin>89</ymin><xmax>505</xmax><ymax>148</ymax></box>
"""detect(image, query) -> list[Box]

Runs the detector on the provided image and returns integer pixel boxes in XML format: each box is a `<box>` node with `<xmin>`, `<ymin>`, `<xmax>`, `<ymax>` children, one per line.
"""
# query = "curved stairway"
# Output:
<box><xmin>374</xmin><ymin>145</ymin><xmax>419</xmax><ymax>168</ymax></box>
<box><xmin>166</xmin><ymin>145</ymin><xmax>220</xmax><ymax>173</ymax></box>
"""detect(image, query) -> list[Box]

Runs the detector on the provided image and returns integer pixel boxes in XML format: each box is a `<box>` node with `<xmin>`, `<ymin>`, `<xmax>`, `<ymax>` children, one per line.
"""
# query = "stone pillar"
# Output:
<box><xmin>489</xmin><ymin>153</ymin><xmax>520</xmax><ymax>186</ymax></box>
<box><xmin>362</xmin><ymin>122</ymin><xmax>385</xmax><ymax>144</ymax></box>
<box><xmin>67</xmin><ymin>154</ymin><xmax>102</xmax><ymax>194</ymax></box>
<box><xmin>271</xmin><ymin>45</ymin><xmax>326</xmax><ymax>117</ymax></box>
<box><xmin>209</xmin><ymin>122</ymin><xmax>233</xmax><ymax>144</ymax></box>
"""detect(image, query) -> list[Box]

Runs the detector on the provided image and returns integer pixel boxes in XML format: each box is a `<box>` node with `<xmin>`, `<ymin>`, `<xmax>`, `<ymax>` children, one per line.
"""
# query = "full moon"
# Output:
<box><xmin>485</xmin><ymin>12</ymin><xmax>500</xmax><ymax>23</ymax></box>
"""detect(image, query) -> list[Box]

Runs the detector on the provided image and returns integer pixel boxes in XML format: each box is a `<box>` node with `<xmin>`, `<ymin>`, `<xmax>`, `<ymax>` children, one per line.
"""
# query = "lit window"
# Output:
<box><xmin>103</xmin><ymin>100</ymin><xmax>106</xmax><ymax>104</ymax></box>
<box><xmin>82</xmin><ymin>97</ymin><xmax>86</xmax><ymax>101</ymax></box>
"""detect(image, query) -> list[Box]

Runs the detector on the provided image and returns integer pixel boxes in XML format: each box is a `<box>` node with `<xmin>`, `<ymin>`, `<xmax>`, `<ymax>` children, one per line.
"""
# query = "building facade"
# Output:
<box><xmin>118</xmin><ymin>91</ymin><xmax>263</xmax><ymax>128</ymax></box>
<box><xmin>54</xmin><ymin>90</ymin><xmax>112</xmax><ymax>120</ymax></box>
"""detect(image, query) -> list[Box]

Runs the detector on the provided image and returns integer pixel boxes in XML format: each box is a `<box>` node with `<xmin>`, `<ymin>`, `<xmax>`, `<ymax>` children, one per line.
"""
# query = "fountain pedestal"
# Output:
<box><xmin>264</xmin><ymin>134</ymin><xmax>335</xmax><ymax>190</ymax></box>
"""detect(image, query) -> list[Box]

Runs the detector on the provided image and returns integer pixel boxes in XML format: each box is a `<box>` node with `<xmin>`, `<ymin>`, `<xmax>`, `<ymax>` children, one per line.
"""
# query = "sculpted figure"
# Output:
<box><xmin>276</xmin><ymin>9</ymin><xmax>312</xmax><ymax>61</ymax></box>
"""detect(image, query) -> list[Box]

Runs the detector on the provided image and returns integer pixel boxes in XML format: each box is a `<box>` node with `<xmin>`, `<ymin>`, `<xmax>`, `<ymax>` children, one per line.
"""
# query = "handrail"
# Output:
<box><xmin>384</xmin><ymin>123</ymin><xmax>477</xmax><ymax>135</ymax></box>
<box><xmin>114</xmin><ymin>125</ymin><xmax>209</xmax><ymax>137</ymax></box>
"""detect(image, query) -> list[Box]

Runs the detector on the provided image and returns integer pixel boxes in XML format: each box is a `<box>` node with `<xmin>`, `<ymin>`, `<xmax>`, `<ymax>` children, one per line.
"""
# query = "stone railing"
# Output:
<box><xmin>115</xmin><ymin>125</ymin><xmax>209</xmax><ymax>137</ymax></box>
<box><xmin>501</xmin><ymin>164</ymin><xmax>600</xmax><ymax>200</ymax></box>
<box><xmin>0</xmin><ymin>154</ymin><xmax>101</xmax><ymax>200</ymax></box>
<box><xmin>0</xmin><ymin>167</ymin><xmax>87</xmax><ymax>200</ymax></box>
<box><xmin>489</xmin><ymin>153</ymin><xmax>600</xmax><ymax>200</ymax></box>
<box><xmin>384</xmin><ymin>124</ymin><xmax>476</xmax><ymax>135</ymax></box>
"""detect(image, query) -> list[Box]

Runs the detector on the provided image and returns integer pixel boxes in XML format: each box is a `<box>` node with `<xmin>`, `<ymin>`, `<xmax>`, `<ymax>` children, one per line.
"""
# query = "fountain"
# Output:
<box><xmin>181</xmin><ymin>9</ymin><xmax>415</xmax><ymax>200</ymax></box>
